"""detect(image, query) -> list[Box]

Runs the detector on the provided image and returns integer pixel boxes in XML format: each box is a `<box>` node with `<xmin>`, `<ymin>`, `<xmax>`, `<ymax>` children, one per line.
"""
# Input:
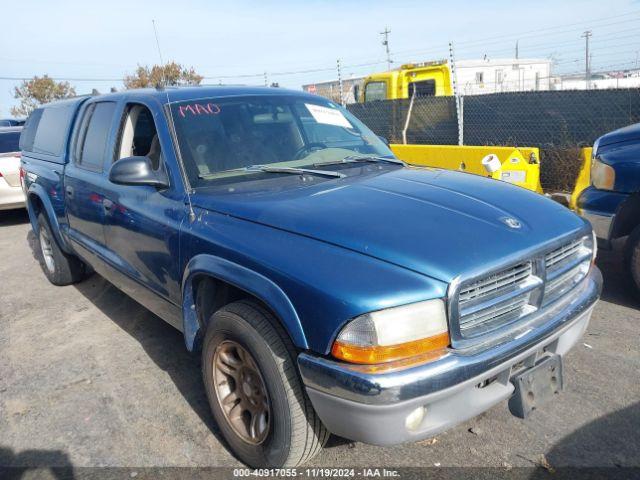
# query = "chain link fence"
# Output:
<box><xmin>347</xmin><ymin>88</ymin><xmax>640</xmax><ymax>192</ymax></box>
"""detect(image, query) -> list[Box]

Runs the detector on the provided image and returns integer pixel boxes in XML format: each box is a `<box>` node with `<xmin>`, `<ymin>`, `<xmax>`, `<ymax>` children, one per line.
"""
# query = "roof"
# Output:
<box><xmin>456</xmin><ymin>58</ymin><xmax>552</xmax><ymax>68</ymax></box>
<box><xmin>84</xmin><ymin>85</ymin><xmax>318</xmax><ymax>105</ymax></box>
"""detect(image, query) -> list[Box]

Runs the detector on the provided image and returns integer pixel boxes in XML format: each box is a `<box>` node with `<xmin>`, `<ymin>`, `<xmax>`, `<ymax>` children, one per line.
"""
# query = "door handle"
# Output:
<box><xmin>65</xmin><ymin>186</ymin><xmax>74</xmax><ymax>198</ymax></box>
<box><xmin>103</xmin><ymin>198</ymin><xmax>114</xmax><ymax>212</ymax></box>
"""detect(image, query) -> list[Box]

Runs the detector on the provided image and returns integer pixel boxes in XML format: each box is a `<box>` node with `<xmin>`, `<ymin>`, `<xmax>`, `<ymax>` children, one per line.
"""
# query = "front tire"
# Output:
<box><xmin>625</xmin><ymin>225</ymin><xmax>640</xmax><ymax>300</ymax></box>
<box><xmin>35</xmin><ymin>213</ymin><xmax>86</xmax><ymax>286</ymax></box>
<box><xmin>202</xmin><ymin>300</ymin><xmax>329</xmax><ymax>467</ymax></box>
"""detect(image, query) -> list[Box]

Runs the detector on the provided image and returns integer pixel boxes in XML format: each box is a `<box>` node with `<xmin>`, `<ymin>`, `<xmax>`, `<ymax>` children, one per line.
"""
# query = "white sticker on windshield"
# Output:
<box><xmin>305</xmin><ymin>103</ymin><xmax>352</xmax><ymax>128</ymax></box>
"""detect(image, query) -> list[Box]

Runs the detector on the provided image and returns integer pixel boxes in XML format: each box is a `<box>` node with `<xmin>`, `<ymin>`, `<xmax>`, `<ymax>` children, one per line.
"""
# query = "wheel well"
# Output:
<box><xmin>192</xmin><ymin>275</ymin><xmax>247</xmax><ymax>333</ymax></box>
<box><xmin>612</xmin><ymin>192</ymin><xmax>640</xmax><ymax>239</ymax></box>
<box><xmin>191</xmin><ymin>275</ymin><xmax>297</xmax><ymax>348</ymax></box>
<box><xmin>28</xmin><ymin>193</ymin><xmax>44</xmax><ymax>218</ymax></box>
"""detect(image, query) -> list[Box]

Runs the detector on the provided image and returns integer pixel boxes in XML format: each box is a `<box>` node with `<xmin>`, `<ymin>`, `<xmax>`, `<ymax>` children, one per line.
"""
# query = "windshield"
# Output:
<box><xmin>169</xmin><ymin>95</ymin><xmax>394</xmax><ymax>187</ymax></box>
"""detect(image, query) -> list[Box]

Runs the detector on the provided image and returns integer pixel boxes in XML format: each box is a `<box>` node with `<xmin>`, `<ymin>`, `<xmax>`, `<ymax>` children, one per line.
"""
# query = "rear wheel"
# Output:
<box><xmin>35</xmin><ymin>213</ymin><xmax>86</xmax><ymax>286</ymax></box>
<box><xmin>202</xmin><ymin>300</ymin><xmax>329</xmax><ymax>467</ymax></box>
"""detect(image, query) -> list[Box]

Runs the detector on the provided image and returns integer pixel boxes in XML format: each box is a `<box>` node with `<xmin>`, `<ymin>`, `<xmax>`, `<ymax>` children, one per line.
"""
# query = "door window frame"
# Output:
<box><xmin>113</xmin><ymin>102</ymin><xmax>166</xmax><ymax>173</ymax></box>
<box><xmin>72</xmin><ymin>101</ymin><xmax>118</xmax><ymax>173</ymax></box>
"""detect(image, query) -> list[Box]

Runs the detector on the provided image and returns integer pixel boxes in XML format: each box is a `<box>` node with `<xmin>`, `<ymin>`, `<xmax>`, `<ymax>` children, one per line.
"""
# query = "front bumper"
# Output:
<box><xmin>298</xmin><ymin>268</ymin><xmax>601</xmax><ymax>445</ymax></box>
<box><xmin>579</xmin><ymin>209</ymin><xmax>614</xmax><ymax>243</ymax></box>
<box><xmin>0</xmin><ymin>178</ymin><xmax>26</xmax><ymax>210</ymax></box>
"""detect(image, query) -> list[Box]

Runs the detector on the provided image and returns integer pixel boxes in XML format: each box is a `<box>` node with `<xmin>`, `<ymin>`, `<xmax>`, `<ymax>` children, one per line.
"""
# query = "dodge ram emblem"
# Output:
<box><xmin>501</xmin><ymin>217</ymin><xmax>522</xmax><ymax>229</ymax></box>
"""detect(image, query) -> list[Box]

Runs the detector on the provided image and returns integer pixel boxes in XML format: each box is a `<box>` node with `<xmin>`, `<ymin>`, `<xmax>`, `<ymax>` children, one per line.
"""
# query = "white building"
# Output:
<box><xmin>454</xmin><ymin>58</ymin><xmax>552</xmax><ymax>95</ymax></box>
<box><xmin>551</xmin><ymin>70</ymin><xmax>640</xmax><ymax>90</ymax></box>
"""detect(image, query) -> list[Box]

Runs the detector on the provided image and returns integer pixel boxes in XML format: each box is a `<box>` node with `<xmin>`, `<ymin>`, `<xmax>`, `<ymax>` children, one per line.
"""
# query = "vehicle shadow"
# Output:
<box><xmin>544</xmin><ymin>401</ymin><xmax>640</xmax><ymax>469</ymax></box>
<box><xmin>0</xmin><ymin>446</ymin><xmax>75</xmax><ymax>479</ymax></box>
<box><xmin>24</xmin><ymin>231</ymin><xmax>234</xmax><ymax>459</ymax></box>
<box><xmin>0</xmin><ymin>209</ymin><xmax>29</xmax><ymax>227</ymax></box>
<box><xmin>595</xmin><ymin>243</ymin><xmax>639</xmax><ymax>309</ymax></box>
<box><xmin>71</xmin><ymin>275</ymin><xmax>230</xmax><ymax>449</ymax></box>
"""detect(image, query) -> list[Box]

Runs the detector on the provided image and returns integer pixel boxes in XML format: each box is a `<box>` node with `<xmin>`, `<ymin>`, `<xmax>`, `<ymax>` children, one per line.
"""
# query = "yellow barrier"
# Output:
<box><xmin>569</xmin><ymin>147</ymin><xmax>593</xmax><ymax>210</ymax></box>
<box><xmin>390</xmin><ymin>144</ymin><xmax>543</xmax><ymax>193</ymax></box>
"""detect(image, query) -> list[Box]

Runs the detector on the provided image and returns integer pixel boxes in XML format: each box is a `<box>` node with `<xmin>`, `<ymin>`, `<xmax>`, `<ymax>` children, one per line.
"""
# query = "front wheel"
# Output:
<box><xmin>202</xmin><ymin>300</ymin><xmax>329</xmax><ymax>467</ymax></box>
<box><xmin>625</xmin><ymin>225</ymin><xmax>640</xmax><ymax>300</ymax></box>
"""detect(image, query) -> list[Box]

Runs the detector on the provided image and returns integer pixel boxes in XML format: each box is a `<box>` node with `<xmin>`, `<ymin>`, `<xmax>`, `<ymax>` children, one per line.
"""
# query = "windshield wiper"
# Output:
<box><xmin>315</xmin><ymin>155</ymin><xmax>405</xmax><ymax>167</ymax></box>
<box><xmin>198</xmin><ymin>164</ymin><xmax>346</xmax><ymax>180</ymax></box>
<box><xmin>250</xmin><ymin>165</ymin><xmax>346</xmax><ymax>178</ymax></box>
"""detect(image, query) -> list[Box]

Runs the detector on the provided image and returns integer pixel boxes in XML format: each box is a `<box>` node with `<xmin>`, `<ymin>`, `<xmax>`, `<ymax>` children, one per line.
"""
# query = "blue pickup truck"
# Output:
<box><xmin>21</xmin><ymin>86</ymin><xmax>601</xmax><ymax>467</ymax></box>
<box><xmin>577</xmin><ymin>123</ymin><xmax>640</xmax><ymax>298</ymax></box>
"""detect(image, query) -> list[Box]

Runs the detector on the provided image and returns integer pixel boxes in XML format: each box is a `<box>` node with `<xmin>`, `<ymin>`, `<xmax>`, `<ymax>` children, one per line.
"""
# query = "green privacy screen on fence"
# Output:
<box><xmin>346</xmin><ymin>88</ymin><xmax>640</xmax><ymax>192</ymax></box>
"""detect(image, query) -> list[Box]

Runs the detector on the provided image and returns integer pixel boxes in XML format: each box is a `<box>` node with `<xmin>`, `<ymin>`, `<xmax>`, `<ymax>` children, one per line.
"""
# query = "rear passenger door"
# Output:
<box><xmin>64</xmin><ymin>101</ymin><xmax>117</xmax><ymax>255</ymax></box>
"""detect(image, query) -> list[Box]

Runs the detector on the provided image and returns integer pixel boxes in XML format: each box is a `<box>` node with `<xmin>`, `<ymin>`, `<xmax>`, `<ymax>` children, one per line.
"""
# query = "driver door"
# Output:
<box><xmin>102</xmin><ymin>101</ymin><xmax>186</xmax><ymax>313</ymax></box>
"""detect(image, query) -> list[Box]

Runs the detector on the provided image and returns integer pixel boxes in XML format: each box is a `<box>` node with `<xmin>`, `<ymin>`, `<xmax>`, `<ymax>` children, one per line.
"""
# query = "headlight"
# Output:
<box><xmin>331</xmin><ymin>299</ymin><xmax>450</xmax><ymax>364</ymax></box>
<box><xmin>591</xmin><ymin>157</ymin><xmax>615</xmax><ymax>190</ymax></box>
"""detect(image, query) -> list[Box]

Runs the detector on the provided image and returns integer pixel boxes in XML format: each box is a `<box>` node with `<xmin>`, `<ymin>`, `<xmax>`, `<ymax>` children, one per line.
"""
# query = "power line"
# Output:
<box><xmin>2</xmin><ymin>11</ymin><xmax>640</xmax><ymax>87</ymax></box>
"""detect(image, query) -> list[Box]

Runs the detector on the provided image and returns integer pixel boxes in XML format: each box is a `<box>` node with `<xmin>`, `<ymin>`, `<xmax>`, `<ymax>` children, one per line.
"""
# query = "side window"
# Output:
<box><xmin>116</xmin><ymin>104</ymin><xmax>162</xmax><ymax>170</ymax></box>
<box><xmin>408</xmin><ymin>80</ymin><xmax>436</xmax><ymax>98</ymax></box>
<box><xmin>364</xmin><ymin>82</ymin><xmax>387</xmax><ymax>102</ymax></box>
<box><xmin>22</xmin><ymin>105</ymin><xmax>74</xmax><ymax>155</ymax></box>
<box><xmin>19</xmin><ymin>108</ymin><xmax>44</xmax><ymax>152</ymax></box>
<box><xmin>75</xmin><ymin>102</ymin><xmax>116</xmax><ymax>171</ymax></box>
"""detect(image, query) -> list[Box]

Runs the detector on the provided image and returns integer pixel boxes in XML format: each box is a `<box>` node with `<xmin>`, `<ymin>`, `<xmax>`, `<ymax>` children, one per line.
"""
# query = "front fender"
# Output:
<box><xmin>181</xmin><ymin>254</ymin><xmax>308</xmax><ymax>351</ymax></box>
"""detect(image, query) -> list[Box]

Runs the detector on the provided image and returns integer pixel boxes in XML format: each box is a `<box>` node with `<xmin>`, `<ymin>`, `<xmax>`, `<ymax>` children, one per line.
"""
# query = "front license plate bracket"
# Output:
<box><xmin>509</xmin><ymin>354</ymin><xmax>563</xmax><ymax>419</ymax></box>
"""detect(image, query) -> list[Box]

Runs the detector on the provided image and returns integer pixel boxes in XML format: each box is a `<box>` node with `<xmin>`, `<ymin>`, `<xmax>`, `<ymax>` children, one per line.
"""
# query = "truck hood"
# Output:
<box><xmin>191</xmin><ymin>167</ymin><xmax>587</xmax><ymax>282</ymax></box>
<box><xmin>597</xmin><ymin>122</ymin><xmax>640</xmax><ymax>150</ymax></box>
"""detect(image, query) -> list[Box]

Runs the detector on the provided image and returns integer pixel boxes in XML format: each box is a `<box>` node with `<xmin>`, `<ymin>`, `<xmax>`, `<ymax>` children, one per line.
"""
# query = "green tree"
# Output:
<box><xmin>123</xmin><ymin>62</ymin><xmax>203</xmax><ymax>89</ymax></box>
<box><xmin>11</xmin><ymin>75</ymin><xmax>76</xmax><ymax>117</ymax></box>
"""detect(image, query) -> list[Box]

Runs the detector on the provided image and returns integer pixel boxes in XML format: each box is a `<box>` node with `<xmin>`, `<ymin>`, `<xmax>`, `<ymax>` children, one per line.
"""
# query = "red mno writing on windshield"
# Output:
<box><xmin>178</xmin><ymin>103</ymin><xmax>221</xmax><ymax>117</ymax></box>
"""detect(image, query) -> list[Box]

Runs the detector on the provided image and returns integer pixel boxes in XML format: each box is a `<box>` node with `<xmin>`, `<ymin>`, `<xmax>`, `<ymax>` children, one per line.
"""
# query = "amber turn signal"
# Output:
<box><xmin>331</xmin><ymin>332</ymin><xmax>450</xmax><ymax>365</ymax></box>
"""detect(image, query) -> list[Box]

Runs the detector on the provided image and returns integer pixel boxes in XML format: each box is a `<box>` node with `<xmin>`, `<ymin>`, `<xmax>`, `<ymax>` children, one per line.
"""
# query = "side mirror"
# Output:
<box><xmin>108</xmin><ymin>156</ymin><xmax>169</xmax><ymax>188</ymax></box>
<box><xmin>378</xmin><ymin>135</ymin><xmax>390</xmax><ymax>146</ymax></box>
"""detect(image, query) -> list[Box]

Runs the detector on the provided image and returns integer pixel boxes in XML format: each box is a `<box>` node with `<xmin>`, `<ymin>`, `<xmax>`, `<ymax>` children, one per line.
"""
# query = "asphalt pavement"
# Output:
<box><xmin>1</xmin><ymin>209</ymin><xmax>638</xmax><ymax>472</ymax></box>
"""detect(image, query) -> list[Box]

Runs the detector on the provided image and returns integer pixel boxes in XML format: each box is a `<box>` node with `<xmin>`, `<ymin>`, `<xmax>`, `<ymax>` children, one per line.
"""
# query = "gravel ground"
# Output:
<box><xmin>1</xmin><ymin>208</ymin><xmax>638</xmax><ymax>472</ymax></box>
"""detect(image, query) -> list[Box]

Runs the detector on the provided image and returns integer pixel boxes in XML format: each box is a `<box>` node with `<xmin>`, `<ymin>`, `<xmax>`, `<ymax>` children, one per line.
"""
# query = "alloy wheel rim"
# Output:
<box><xmin>40</xmin><ymin>229</ymin><xmax>55</xmax><ymax>273</ymax></box>
<box><xmin>213</xmin><ymin>340</ymin><xmax>271</xmax><ymax>445</ymax></box>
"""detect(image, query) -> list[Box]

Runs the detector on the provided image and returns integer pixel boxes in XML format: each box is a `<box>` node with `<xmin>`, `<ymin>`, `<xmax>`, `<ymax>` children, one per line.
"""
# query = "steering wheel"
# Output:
<box><xmin>294</xmin><ymin>143</ymin><xmax>328</xmax><ymax>160</ymax></box>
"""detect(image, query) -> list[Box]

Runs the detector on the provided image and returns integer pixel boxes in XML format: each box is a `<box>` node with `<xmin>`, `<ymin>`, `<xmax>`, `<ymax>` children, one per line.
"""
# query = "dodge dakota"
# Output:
<box><xmin>21</xmin><ymin>86</ymin><xmax>601</xmax><ymax>467</ymax></box>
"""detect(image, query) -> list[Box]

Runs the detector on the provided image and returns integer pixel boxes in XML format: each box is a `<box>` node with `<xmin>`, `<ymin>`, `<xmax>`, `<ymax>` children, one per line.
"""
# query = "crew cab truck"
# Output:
<box><xmin>577</xmin><ymin>123</ymin><xmax>640</xmax><ymax>297</ymax></box>
<box><xmin>22</xmin><ymin>86</ymin><xmax>601</xmax><ymax>468</ymax></box>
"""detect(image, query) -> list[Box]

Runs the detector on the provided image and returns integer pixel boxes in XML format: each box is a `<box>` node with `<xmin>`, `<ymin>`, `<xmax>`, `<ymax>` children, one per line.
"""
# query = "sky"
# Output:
<box><xmin>1</xmin><ymin>0</ymin><xmax>639</xmax><ymax>116</ymax></box>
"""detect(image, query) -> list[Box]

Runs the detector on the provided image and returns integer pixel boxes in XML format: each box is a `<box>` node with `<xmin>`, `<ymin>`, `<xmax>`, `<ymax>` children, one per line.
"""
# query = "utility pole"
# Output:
<box><xmin>336</xmin><ymin>59</ymin><xmax>344</xmax><ymax>106</ymax></box>
<box><xmin>449</xmin><ymin>41</ymin><xmax>463</xmax><ymax>146</ymax></box>
<box><xmin>380</xmin><ymin>27</ymin><xmax>392</xmax><ymax>70</ymax></box>
<box><xmin>582</xmin><ymin>30</ymin><xmax>592</xmax><ymax>90</ymax></box>
<box><xmin>515</xmin><ymin>40</ymin><xmax>519</xmax><ymax>59</ymax></box>
<box><xmin>263</xmin><ymin>71</ymin><xmax>268</xmax><ymax>87</ymax></box>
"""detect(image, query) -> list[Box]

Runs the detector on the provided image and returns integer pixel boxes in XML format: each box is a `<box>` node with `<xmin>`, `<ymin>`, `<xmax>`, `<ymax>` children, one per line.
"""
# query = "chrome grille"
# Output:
<box><xmin>543</xmin><ymin>238</ymin><xmax>592</xmax><ymax>306</ymax></box>
<box><xmin>545</xmin><ymin>239</ymin><xmax>583</xmax><ymax>272</ymax></box>
<box><xmin>453</xmin><ymin>235</ymin><xmax>593</xmax><ymax>343</ymax></box>
<box><xmin>459</xmin><ymin>262</ymin><xmax>533</xmax><ymax>304</ymax></box>
<box><xmin>458</xmin><ymin>261</ymin><xmax>539</xmax><ymax>338</ymax></box>
<box><xmin>460</xmin><ymin>296</ymin><xmax>534</xmax><ymax>333</ymax></box>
